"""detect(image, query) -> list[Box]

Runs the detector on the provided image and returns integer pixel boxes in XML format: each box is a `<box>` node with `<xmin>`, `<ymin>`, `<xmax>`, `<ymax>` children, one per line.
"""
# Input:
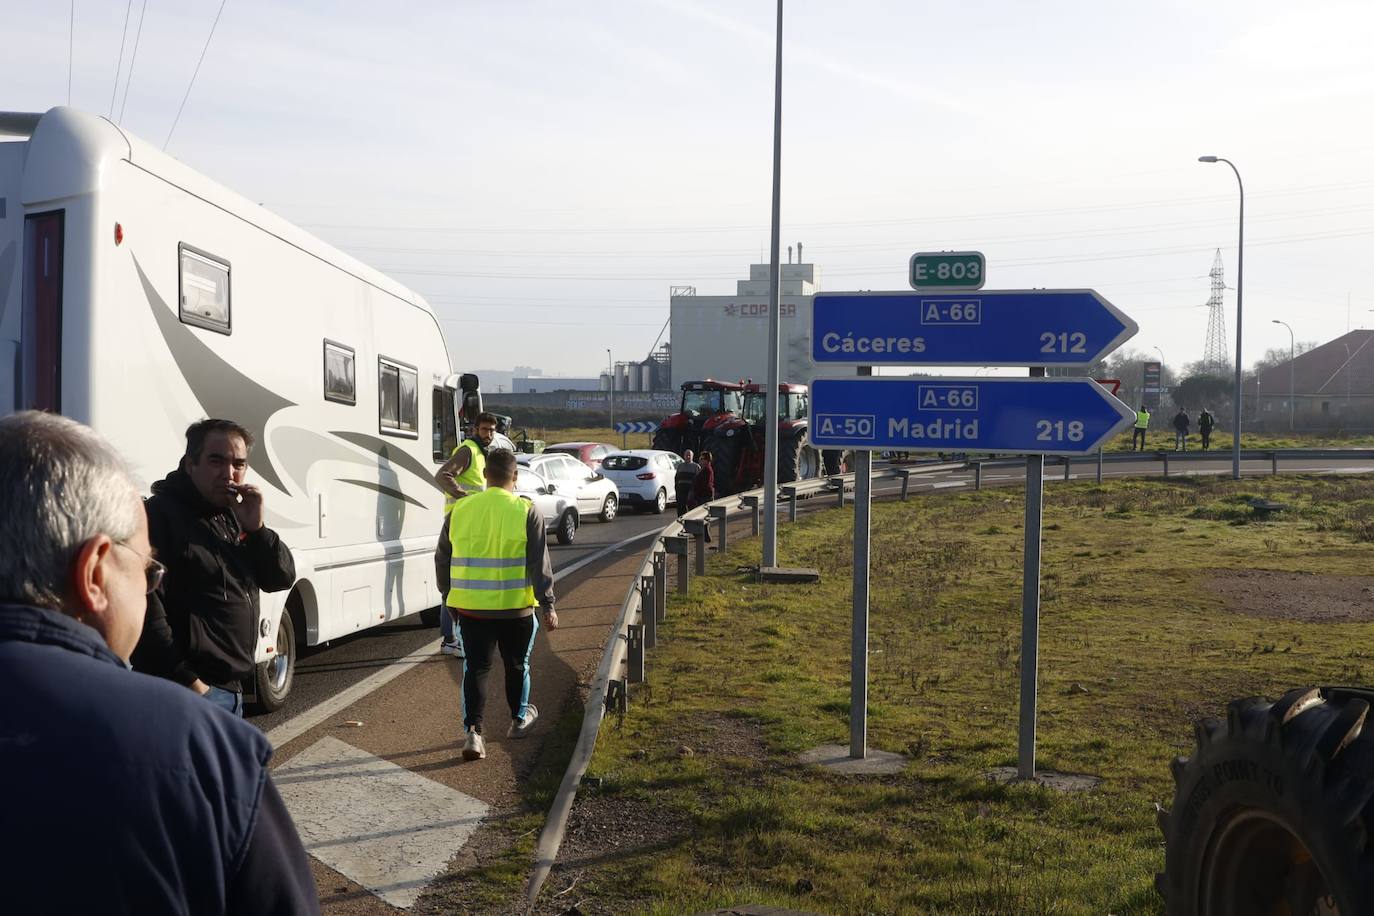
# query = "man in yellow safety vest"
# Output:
<box><xmin>435</xmin><ymin>412</ymin><xmax>498</xmax><ymax>511</ymax></box>
<box><xmin>432</xmin><ymin>413</ymin><xmax>499</xmax><ymax>655</ymax></box>
<box><xmin>445</xmin><ymin>449</ymin><xmax>557</xmax><ymax>762</ymax></box>
<box><xmin>1133</xmin><ymin>405</ymin><xmax>1151</xmax><ymax>451</ymax></box>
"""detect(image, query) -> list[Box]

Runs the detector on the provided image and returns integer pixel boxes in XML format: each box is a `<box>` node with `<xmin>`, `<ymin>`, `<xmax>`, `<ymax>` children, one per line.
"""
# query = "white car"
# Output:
<box><xmin>514</xmin><ymin>464</ymin><xmax>580</xmax><ymax>545</ymax></box>
<box><xmin>517</xmin><ymin>453</ymin><xmax>620</xmax><ymax>522</ymax></box>
<box><xmin>598</xmin><ymin>450</ymin><xmax>683</xmax><ymax>514</ymax></box>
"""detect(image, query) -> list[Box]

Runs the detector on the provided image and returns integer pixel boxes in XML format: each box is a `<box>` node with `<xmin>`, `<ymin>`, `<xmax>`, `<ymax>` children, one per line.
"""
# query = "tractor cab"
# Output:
<box><xmin>652</xmin><ymin>379</ymin><xmax>746</xmax><ymax>455</ymax></box>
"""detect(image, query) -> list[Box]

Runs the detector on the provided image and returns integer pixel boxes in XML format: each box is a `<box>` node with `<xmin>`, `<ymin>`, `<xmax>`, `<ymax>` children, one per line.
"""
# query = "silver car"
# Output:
<box><xmin>517</xmin><ymin>453</ymin><xmax>620</xmax><ymax>522</ymax></box>
<box><xmin>514</xmin><ymin>464</ymin><xmax>579</xmax><ymax>545</ymax></box>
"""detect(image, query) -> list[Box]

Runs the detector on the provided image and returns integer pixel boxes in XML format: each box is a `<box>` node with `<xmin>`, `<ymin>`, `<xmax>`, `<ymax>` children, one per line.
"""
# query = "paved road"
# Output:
<box><xmin>249</xmin><ymin>506</ymin><xmax>675</xmax><ymax>732</ymax></box>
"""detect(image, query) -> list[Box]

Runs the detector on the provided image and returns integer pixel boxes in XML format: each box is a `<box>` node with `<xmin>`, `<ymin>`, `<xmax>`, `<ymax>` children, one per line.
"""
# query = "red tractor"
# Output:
<box><xmin>651</xmin><ymin>379</ymin><xmax>746</xmax><ymax>458</ymax></box>
<box><xmin>702</xmin><ymin>383</ymin><xmax>838</xmax><ymax>496</ymax></box>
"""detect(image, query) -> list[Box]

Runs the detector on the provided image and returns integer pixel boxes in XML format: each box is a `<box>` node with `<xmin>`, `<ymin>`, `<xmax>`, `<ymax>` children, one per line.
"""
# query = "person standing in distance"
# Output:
<box><xmin>445</xmin><ymin>449</ymin><xmax>557</xmax><ymax>761</ymax></box>
<box><xmin>1132</xmin><ymin>405</ymin><xmax>1150</xmax><ymax>451</ymax></box>
<box><xmin>1172</xmin><ymin>407</ymin><xmax>1190</xmax><ymax>452</ymax></box>
<box><xmin>0</xmin><ymin>412</ymin><xmax>319</xmax><ymax>915</ymax></box>
<box><xmin>1198</xmin><ymin>407</ymin><xmax>1215</xmax><ymax>450</ymax></box>
<box><xmin>674</xmin><ymin>448</ymin><xmax>701</xmax><ymax>518</ymax></box>
<box><xmin>131</xmin><ymin>419</ymin><xmax>296</xmax><ymax>716</ymax></box>
<box><xmin>432</xmin><ymin>411</ymin><xmax>499</xmax><ymax>656</ymax></box>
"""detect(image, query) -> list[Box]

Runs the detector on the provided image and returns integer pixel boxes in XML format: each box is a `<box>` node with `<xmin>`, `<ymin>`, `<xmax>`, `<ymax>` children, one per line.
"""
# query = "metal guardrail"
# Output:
<box><xmin>522</xmin><ymin>462</ymin><xmax>965</xmax><ymax>906</ymax></box>
<box><xmin>522</xmin><ymin>447</ymin><xmax>1374</xmax><ymax>907</ymax></box>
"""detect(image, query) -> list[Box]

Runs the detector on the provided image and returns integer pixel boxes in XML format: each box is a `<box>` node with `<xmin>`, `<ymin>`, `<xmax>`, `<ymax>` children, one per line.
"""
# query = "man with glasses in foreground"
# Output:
<box><xmin>132</xmin><ymin>418</ymin><xmax>296</xmax><ymax>715</ymax></box>
<box><xmin>0</xmin><ymin>412</ymin><xmax>319</xmax><ymax>913</ymax></box>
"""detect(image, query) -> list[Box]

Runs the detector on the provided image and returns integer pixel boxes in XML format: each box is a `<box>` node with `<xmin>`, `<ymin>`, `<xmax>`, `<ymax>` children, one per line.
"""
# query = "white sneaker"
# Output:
<box><xmin>441</xmin><ymin>638</ymin><xmax>462</xmax><ymax>657</ymax></box>
<box><xmin>507</xmin><ymin>704</ymin><xmax>539</xmax><ymax>738</ymax></box>
<box><xmin>461</xmin><ymin>729</ymin><xmax>485</xmax><ymax>761</ymax></box>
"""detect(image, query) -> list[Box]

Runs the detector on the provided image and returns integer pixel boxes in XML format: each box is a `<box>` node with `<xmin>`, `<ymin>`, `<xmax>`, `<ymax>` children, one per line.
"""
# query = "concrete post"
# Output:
<box><xmin>653</xmin><ymin>552</ymin><xmax>667</xmax><ymax>623</ymax></box>
<box><xmin>641</xmin><ymin>574</ymin><xmax>656</xmax><ymax>649</ymax></box>
<box><xmin>627</xmin><ymin>623</ymin><xmax>644</xmax><ymax>683</ymax></box>
<box><xmin>664</xmin><ymin>535</ymin><xmax>689</xmax><ymax>594</ymax></box>
<box><xmin>709</xmin><ymin>505</ymin><xmax>729</xmax><ymax>553</ymax></box>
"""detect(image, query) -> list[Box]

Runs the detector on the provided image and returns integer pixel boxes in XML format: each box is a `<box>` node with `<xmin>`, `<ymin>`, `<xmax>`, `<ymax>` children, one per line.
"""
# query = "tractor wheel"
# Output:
<box><xmin>703</xmin><ymin>430</ymin><xmax>746</xmax><ymax>495</ymax></box>
<box><xmin>652</xmin><ymin>427</ymin><xmax>679</xmax><ymax>454</ymax></box>
<box><xmin>1156</xmin><ymin>686</ymin><xmax>1374</xmax><ymax>915</ymax></box>
<box><xmin>778</xmin><ymin>434</ymin><xmax>820</xmax><ymax>484</ymax></box>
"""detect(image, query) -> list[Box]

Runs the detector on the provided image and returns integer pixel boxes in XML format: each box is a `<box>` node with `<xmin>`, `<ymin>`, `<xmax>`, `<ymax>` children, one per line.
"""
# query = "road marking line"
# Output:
<box><xmin>275</xmin><ymin>736</ymin><xmax>489</xmax><ymax>908</ymax></box>
<box><xmin>265</xmin><ymin>525</ymin><xmax>669</xmax><ymax>750</ymax></box>
<box><xmin>930</xmin><ymin>481</ymin><xmax>966</xmax><ymax>489</ymax></box>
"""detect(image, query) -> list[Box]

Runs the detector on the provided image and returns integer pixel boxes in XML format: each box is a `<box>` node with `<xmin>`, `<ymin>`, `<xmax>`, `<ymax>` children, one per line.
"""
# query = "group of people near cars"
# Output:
<box><xmin>432</xmin><ymin>412</ymin><xmax>559</xmax><ymax>763</ymax></box>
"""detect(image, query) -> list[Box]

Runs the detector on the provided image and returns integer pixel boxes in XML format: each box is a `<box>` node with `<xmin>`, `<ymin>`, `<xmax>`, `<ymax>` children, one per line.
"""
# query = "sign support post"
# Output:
<box><xmin>1018</xmin><ymin>366</ymin><xmax>1045</xmax><ymax>779</ymax></box>
<box><xmin>850</xmin><ymin>366</ymin><xmax>872</xmax><ymax>759</ymax></box>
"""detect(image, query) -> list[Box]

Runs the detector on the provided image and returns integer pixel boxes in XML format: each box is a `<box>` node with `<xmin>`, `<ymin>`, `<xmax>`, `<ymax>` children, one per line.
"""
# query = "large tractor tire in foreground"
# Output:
<box><xmin>651</xmin><ymin>427</ymin><xmax>680</xmax><ymax>455</ymax></box>
<box><xmin>778</xmin><ymin>433</ymin><xmax>820</xmax><ymax>484</ymax></box>
<box><xmin>1156</xmin><ymin>686</ymin><xmax>1374</xmax><ymax>915</ymax></box>
<box><xmin>702</xmin><ymin>429</ymin><xmax>747</xmax><ymax>496</ymax></box>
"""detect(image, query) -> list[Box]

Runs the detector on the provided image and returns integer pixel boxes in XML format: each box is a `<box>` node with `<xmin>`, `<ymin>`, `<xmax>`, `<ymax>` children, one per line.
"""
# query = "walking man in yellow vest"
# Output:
<box><xmin>433</xmin><ymin>413</ymin><xmax>499</xmax><ymax>655</ymax></box>
<box><xmin>446</xmin><ymin>449</ymin><xmax>557</xmax><ymax>762</ymax></box>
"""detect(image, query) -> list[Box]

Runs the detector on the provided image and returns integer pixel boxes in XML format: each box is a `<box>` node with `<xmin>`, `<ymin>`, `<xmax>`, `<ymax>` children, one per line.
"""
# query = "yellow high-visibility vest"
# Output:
<box><xmin>446</xmin><ymin>488</ymin><xmax>535</xmax><ymax>613</ymax></box>
<box><xmin>443</xmin><ymin>439</ymin><xmax>487</xmax><ymax>512</ymax></box>
<box><xmin>1135</xmin><ymin>410</ymin><xmax>1150</xmax><ymax>429</ymax></box>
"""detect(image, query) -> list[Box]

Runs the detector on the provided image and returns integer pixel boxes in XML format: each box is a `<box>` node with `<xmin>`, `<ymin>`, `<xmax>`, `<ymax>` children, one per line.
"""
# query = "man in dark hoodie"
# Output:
<box><xmin>132</xmin><ymin>418</ymin><xmax>296</xmax><ymax>716</ymax></box>
<box><xmin>0</xmin><ymin>412</ymin><xmax>319</xmax><ymax>914</ymax></box>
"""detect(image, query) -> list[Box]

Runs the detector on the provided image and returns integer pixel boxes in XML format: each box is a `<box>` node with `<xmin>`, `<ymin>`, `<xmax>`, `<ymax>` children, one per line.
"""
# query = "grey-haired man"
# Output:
<box><xmin>0</xmin><ymin>411</ymin><xmax>318</xmax><ymax>914</ymax></box>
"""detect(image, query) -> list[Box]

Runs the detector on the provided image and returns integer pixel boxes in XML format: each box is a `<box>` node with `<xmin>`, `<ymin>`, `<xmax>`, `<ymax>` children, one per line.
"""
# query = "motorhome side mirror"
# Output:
<box><xmin>459</xmin><ymin>373</ymin><xmax>480</xmax><ymax>394</ymax></box>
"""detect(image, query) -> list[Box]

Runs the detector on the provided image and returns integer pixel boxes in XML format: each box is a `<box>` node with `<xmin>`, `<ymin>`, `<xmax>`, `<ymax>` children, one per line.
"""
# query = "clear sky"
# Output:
<box><xmin>8</xmin><ymin>0</ymin><xmax>1374</xmax><ymax>377</ymax></box>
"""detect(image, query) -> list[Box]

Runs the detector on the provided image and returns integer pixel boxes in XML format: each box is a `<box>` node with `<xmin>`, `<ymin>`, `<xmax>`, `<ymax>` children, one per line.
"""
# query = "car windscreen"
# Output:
<box><xmin>602</xmin><ymin>455</ymin><xmax>648</xmax><ymax>471</ymax></box>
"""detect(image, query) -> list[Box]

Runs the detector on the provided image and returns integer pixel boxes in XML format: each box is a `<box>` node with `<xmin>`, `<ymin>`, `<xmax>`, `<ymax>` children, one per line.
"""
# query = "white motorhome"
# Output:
<box><xmin>0</xmin><ymin>106</ymin><xmax>466</xmax><ymax>710</ymax></box>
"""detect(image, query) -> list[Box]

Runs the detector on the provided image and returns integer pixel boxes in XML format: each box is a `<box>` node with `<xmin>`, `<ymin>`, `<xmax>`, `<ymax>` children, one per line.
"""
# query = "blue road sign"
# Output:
<box><xmin>812</xmin><ymin>289</ymin><xmax>1137</xmax><ymax>367</ymax></box>
<box><xmin>809</xmin><ymin>376</ymin><xmax>1135</xmax><ymax>455</ymax></box>
<box><xmin>613</xmin><ymin>421</ymin><xmax>659</xmax><ymax>434</ymax></box>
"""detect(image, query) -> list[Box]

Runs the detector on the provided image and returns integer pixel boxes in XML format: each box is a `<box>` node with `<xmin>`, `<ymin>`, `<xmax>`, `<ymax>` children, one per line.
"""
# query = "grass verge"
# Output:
<box><xmin>530</xmin><ymin>474</ymin><xmax>1374</xmax><ymax>915</ymax></box>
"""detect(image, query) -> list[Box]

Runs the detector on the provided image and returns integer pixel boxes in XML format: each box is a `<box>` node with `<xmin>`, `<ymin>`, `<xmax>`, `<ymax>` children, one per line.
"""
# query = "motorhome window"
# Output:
<box><xmin>178</xmin><ymin>245</ymin><xmax>230</xmax><ymax>334</ymax></box>
<box><xmin>378</xmin><ymin>358</ymin><xmax>418</xmax><ymax>437</ymax></box>
<box><xmin>432</xmin><ymin>387</ymin><xmax>458</xmax><ymax>461</ymax></box>
<box><xmin>323</xmin><ymin>341</ymin><xmax>356</xmax><ymax>405</ymax></box>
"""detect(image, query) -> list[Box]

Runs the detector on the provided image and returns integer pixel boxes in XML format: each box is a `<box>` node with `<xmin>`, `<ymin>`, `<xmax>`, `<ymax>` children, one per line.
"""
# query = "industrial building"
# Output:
<box><xmin>669</xmin><ymin>258</ymin><xmax>821</xmax><ymax>388</ymax></box>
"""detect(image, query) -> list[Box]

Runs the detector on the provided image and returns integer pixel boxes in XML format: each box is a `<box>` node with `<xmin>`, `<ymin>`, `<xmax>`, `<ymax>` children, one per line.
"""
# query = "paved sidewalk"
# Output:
<box><xmin>270</xmin><ymin>547</ymin><xmax>650</xmax><ymax>914</ymax></box>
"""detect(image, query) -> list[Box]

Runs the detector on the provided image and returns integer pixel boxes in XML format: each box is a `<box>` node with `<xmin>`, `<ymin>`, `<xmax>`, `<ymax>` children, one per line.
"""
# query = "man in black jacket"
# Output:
<box><xmin>0</xmin><ymin>411</ymin><xmax>319</xmax><ymax>915</ymax></box>
<box><xmin>132</xmin><ymin>418</ymin><xmax>296</xmax><ymax>716</ymax></box>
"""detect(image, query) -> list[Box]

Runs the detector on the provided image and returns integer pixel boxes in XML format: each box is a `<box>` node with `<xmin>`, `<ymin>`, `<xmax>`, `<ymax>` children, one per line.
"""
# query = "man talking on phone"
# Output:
<box><xmin>133</xmin><ymin>419</ymin><xmax>296</xmax><ymax>716</ymax></box>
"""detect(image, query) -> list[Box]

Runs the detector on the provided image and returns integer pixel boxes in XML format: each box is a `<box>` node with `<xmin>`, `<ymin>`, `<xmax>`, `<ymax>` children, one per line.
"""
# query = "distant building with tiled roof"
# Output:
<box><xmin>1243</xmin><ymin>329</ymin><xmax>1374</xmax><ymax>428</ymax></box>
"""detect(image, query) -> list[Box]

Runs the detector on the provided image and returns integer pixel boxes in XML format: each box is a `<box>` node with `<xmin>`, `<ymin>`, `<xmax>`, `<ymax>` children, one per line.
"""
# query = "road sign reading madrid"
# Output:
<box><xmin>812</xmin><ymin>289</ymin><xmax>1137</xmax><ymax>367</ymax></box>
<box><xmin>809</xmin><ymin>376</ymin><xmax>1135</xmax><ymax>455</ymax></box>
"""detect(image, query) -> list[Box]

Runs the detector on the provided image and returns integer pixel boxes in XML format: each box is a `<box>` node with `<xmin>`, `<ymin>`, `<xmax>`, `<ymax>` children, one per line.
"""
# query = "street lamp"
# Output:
<box><xmin>1199</xmin><ymin>155</ymin><xmax>1245</xmax><ymax>478</ymax></box>
<box><xmin>1271</xmin><ymin>320</ymin><xmax>1294</xmax><ymax>431</ymax></box>
<box><xmin>606</xmin><ymin>349</ymin><xmax>614</xmax><ymax>432</ymax></box>
<box><xmin>1343</xmin><ymin>342</ymin><xmax>1352</xmax><ymax>411</ymax></box>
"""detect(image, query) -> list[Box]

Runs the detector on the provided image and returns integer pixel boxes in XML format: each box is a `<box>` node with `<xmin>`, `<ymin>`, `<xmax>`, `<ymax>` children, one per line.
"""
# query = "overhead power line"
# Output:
<box><xmin>118</xmin><ymin>0</ymin><xmax>150</xmax><ymax>125</ymax></box>
<box><xmin>300</xmin><ymin>178</ymin><xmax>1374</xmax><ymax>237</ymax></box>
<box><xmin>164</xmin><ymin>0</ymin><xmax>229</xmax><ymax>150</ymax></box>
<box><xmin>109</xmin><ymin>0</ymin><xmax>135</xmax><ymax>118</ymax></box>
<box><xmin>67</xmin><ymin>1</ymin><xmax>74</xmax><ymax>105</ymax></box>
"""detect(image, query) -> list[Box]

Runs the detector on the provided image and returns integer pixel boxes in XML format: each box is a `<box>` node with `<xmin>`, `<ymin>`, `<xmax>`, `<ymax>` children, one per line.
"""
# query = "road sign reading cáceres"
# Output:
<box><xmin>910</xmin><ymin>251</ymin><xmax>985</xmax><ymax>291</ymax></box>
<box><xmin>812</xmin><ymin>289</ymin><xmax>1137</xmax><ymax>367</ymax></box>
